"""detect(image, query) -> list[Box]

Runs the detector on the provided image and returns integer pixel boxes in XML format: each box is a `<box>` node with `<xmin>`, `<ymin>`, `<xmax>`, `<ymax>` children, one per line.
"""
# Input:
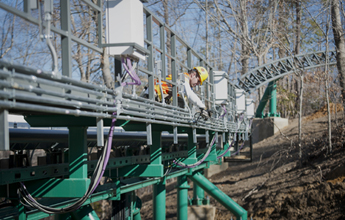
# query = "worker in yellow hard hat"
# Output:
<box><xmin>142</xmin><ymin>66</ymin><xmax>210</xmax><ymax>118</ymax></box>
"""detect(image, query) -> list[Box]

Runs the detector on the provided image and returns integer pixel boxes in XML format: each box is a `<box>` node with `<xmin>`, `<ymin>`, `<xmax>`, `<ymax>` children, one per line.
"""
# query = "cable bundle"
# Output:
<box><xmin>18</xmin><ymin>116</ymin><xmax>117</xmax><ymax>214</ymax></box>
<box><xmin>173</xmin><ymin>105</ymin><xmax>228</xmax><ymax>168</ymax></box>
<box><xmin>17</xmin><ymin>57</ymin><xmax>142</xmax><ymax>214</ymax></box>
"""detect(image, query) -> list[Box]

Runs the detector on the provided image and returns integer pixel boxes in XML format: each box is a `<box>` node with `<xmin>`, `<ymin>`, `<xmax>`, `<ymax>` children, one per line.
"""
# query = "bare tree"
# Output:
<box><xmin>331</xmin><ymin>0</ymin><xmax>345</xmax><ymax>103</ymax></box>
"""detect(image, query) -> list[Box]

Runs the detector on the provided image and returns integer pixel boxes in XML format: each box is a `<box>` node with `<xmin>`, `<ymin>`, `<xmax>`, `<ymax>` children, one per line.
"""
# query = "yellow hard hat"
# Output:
<box><xmin>194</xmin><ymin>66</ymin><xmax>208</xmax><ymax>85</ymax></box>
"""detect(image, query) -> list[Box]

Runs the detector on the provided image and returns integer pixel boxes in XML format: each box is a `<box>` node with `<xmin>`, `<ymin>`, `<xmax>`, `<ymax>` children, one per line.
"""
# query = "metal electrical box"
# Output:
<box><xmin>246</xmin><ymin>99</ymin><xmax>255</xmax><ymax>118</ymax></box>
<box><xmin>235</xmin><ymin>89</ymin><xmax>246</xmax><ymax>115</ymax></box>
<box><xmin>106</xmin><ymin>0</ymin><xmax>145</xmax><ymax>60</ymax></box>
<box><xmin>213</xmin><ymin>71</ymin><xmax>228</xmax><ymax>105</ymax></box>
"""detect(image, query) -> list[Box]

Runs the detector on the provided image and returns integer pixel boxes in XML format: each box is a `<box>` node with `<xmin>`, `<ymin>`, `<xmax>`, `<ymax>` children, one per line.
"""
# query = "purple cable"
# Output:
<box><xmin>90</xmin><ymin>112</ymin><xmax>117</xmax><ymax>194</ymax></box>
<box><xmin>172</xmin><ymin>130</ymin><xmax>217</xmax><ymax>168</ymax></box>
<box><xmin>19</xmin><ymin>114</ymin><xmax>117</xmax><ymax>209</ymax></box>
<box><xmin>216</xmin><ymin>138</ymin><xmax>235</xmax><ymax>159</ymax></box>
<box><xmin>216</xmin><ymin>113</ymin><xmax>248</xmax><ymax>159</ymax></box>
<box><xmin>121</xmin><ymin>57</ymin><xmax>141</xmax><ymax>86</ymax></box>
<box><xmin>173</xmin><ymin>105</ymin><xmax>228</xmax><ymax>168</ymax></box>
<box><xmin>230</xmin><ymin>140</ymin><xmax>246</xmax><ymax>156</ymax></box>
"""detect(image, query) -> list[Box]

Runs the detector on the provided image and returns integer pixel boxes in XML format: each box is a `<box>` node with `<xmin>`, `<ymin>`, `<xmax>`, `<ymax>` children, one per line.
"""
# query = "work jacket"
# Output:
<box><xmin>154</xmin><ymin>73</ymin><xmax>205</xmax><ymax>109</ymax></box>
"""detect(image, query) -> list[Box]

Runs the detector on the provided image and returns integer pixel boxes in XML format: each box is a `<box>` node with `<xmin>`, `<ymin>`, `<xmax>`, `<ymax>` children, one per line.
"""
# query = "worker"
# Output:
<box><xmin>142</xmin><ymin>66</ymin><xmax>210</xmax><ymax>118</ymax></box>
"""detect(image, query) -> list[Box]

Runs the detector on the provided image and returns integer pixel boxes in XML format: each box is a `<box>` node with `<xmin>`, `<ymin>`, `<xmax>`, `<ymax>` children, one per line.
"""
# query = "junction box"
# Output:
<box><xmin>106</xmin><ymin>0</ymin><xmax>145</xmax><ymax>60</ymax></box>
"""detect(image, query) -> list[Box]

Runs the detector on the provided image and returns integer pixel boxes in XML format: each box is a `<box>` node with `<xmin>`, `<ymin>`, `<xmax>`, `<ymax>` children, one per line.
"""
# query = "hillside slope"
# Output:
<box><xmin>213</xmin><ymin>115</ymin><xmax>345</xmax><ymax>219</ymax></box>
<box><xmin>140</xmin><ymin>114</ymin><xmax>345</xmax><ymax>219</ymax></box>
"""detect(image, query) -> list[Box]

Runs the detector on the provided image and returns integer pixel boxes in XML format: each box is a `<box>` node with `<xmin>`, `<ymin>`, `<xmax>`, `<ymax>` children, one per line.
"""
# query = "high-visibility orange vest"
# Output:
<box><xmin>154</xmin><ymin>73</ymin><xmax>188</xmax><ymax>101</ymax></box>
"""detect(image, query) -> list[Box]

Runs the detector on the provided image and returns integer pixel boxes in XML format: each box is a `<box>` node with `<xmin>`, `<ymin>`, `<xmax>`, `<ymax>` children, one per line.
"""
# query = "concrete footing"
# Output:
<box><xmin>204</xmin><ymin>162</ymin><xmax>228</xmax><ymax>178</ymax></box>
<box><xmin>252</xmin><ymin>117</ymin><xmax>289</xmax><ymax>144</ymax></box>
<box><xmin>187</xmin><ymin>205</ymin><xmax>216</xmax><ymax>220</ymax></box>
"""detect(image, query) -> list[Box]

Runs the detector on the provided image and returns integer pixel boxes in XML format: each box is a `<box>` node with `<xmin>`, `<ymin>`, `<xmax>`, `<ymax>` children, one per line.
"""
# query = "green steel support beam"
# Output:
<box><xmin>71</xmin><ymin>204</ymin><xmax>100</xmax><ymax>220</ymax></box>
<box><xmin>132</xmin><ymin>192</ymin><xmax>142</xmax><ymax>220</ymax></box>
<box><xmin>113</xmin><ymin>164</ymin><xmax>163</xmax><ymax>178</ymax></box>
<box><xmin>22</xmin><ymin>165</ymin><xmax>206</xmax><ymax>220</ymax></box>
<box><xmin>268</xmin><ymin>80</ymin><xmax>280</xmax><ymax>117</ymax></box>
<box><xmin>188</xmin><ymin>171</ymin><xmax>247</xmax><ymax>220</ymax></box>
<box><xmin>269</xmin><ymin>81</ymin><xmax>277</xmax><ymax>116</ymax></box>
<box><xmin>192</xmin><ymin>171</ymin><xmax>205</xmax><ymax>205</ymax></box>
<box><xmin>150</xmin><ymin>130</ymin><xmax>166</xmax><ymax>220</ymax></box>
<box><xmin>24</xmin><ymin>179</ymin><xmax>90</xmax><ymax>198</ymax></box>
<box><xmin>150</xmin><ymin>130</ymin><xmax>163</xmax><ymax>175</ymax></box>
<box><xmin>256</xmin><ymin>80</ymin><xmax>280</xmax><ymax>118</ymax></box>
<box><xmin>153</xmin><ymin>177</ymin><xmax>166</xmax><ymax>220</ymax></box>
<box><xmin>68</xmin><ymin>127</ymin><xmax>88</xmax><ymax>179</ymax></box>
<box><xmin>255</xmin><ymin>81</ymin><xmax>273</xmax><ymax>118</ymax></box>
<box><xmin>181</xmin><ymin>128</ymin><xmax>197</xmax><ymax>164</ymax></box>
<box><xmin>177</xmin><ymin>175</ymin><xmax>189</xmax><ymax>220</ymax></box>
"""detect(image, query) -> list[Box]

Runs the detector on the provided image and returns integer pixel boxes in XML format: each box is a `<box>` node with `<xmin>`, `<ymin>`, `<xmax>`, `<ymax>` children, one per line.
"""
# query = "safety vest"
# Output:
<box><xmin>154</xmin><ymin>73</ymin><xmax>188</xmax><ymax>101</ymax></box>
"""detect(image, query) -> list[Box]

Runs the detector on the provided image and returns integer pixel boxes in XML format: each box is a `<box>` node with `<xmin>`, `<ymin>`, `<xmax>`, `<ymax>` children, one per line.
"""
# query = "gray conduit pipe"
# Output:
<box><xmin>188</xmin><ymin>171</ymin><xmax>247</xmax><ymax>220</ymax></box>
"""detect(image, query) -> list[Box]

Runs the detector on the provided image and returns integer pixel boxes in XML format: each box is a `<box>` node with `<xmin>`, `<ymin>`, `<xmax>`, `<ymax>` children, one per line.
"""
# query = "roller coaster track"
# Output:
<box><xmin>238</xmin><ymin>51</ymin><xmax>337</xmax><ymax>93</ymax></box>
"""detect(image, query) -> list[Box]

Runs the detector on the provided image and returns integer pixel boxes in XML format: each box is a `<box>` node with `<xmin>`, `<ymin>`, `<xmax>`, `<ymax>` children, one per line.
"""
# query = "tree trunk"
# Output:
<box><xmin>295</xmin><ymin>0</ymin><xmax>301</xmax><ymax>54</ymax></box>
<box><xmin>102</xmin><ymin>47</ymin><xmax>114</xmax><ymax>89</ymax></box>
<box><xmin>240</xmin><ymin>0</ymin><xmax>249</xmax><ymax>76</ymax></box>
<box><xmin>331</xmin><ymin>0</ymin><xmax>345</xmax><ymax>101</ymax></box>
<box><xmin>326</xmin><ymin>79</ymin><xmax>332</xmax><ymax>154</ymax></box>
<box><xmin>298</xmin><ymin>73</ymin><xmax>303</xmax><ymax>158</ymax></box>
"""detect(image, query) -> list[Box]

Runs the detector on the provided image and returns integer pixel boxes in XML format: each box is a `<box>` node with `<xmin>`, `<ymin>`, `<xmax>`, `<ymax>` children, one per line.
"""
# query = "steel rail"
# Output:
<box><xmin>239</xmin><ymin>51</ymin><xmax>337</xmax><ymax>92</ymax></box>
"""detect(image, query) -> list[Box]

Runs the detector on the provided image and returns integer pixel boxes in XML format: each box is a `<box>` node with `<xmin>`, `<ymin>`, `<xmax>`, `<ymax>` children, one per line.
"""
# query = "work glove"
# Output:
<box><xmin>200</xmin><ymin>108</ymin><xmax>210</xmax><ymax>120</ymax></box>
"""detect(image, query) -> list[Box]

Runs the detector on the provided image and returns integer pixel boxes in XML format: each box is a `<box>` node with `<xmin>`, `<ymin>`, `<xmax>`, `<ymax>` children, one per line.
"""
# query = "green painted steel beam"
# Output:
<box><xmin>255</xmin><ymin>81</ymin><xmax>273</xmax><ymax>118</ymax></box>
<box><xmin>153</xmin><ymin>178</ymin><xmax>166</xmax><ymax>220</ymax></box>
<box><xmin>177</xmin><ymin>175</ymin><xmax>189</xmax><ymax>220</ymax></box>
<box><xmin>24</xmin><ymin>178</ymin><xmax>90</xmax><ymax>198</ymax></box>
<box><xmin>88</xmin><ymin>155</ymin><xmax>151</xmax><ymax>171</ymax></box>
<box><xmin>68</xmin><ymin>127</ymin><xmax>88</xmax><ymax>179</ymax></box>
<box><xmin>189</xmin><ymin>171</ymin><xmax>247</xmax><ymax>220</ymax></box>
<box><xmin>0</xmin><ymin>164</ymin><xmax>69</xmax><ymax>185</ymax></box>
<box><xmin>269</xmin><ymin>81</ymin><xmax>277</xmax><ymax>116</ymax></box>
<box><xmin>114</xmin><ymin>164</ymin><xmax>164</xmax><ymax>177</ymax></box>
<box><xmin>21</xmin><ymin>165</ymin><xmax>205</xmax><ymax>220</ymax></box>
<box><xmin>192</xmin><ymin>171</ymin><xmax>205</xmax><ymax>205</ymax></box>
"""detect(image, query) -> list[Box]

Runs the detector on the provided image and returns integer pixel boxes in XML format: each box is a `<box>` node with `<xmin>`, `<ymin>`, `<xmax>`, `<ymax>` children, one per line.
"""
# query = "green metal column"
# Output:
<box><xmin>68</xmin><ymin>127</ymin><xmax>88</xmax><ymax>179</ymax></box>
<box><xmin>189</xmin><ymin>171</ymin><xmax>247</xmax><ymax>220</ymax></box>
<box><xmin>71</xmin><ymin>204</ymin><xmax>100</xmax><ymax>220</ymax></box>
<box><xmin>193</xmin><ymin>183</ymin><xmax>204</xmax><ymax>205</ymax></box>
<box><xmin>181</xmin><ymin>128</ymin><xmax>197</xmax><ymax>164</ymax></box>
<box><xmin>151</xmin><ymin>131</ymin><xmax>166</xmax><ymax>220</ymax></box>
<box><xmin>256</xmin><ymin>81</ymin><xmax>279</xmax><ymax>118</ymax></box>
<box><xmin>192</xmin><ymin>170</ymin><xmax>204</xmax><ymax>205</ymax></box>
<box><xmin>268</xmin><ymin>80</ymin><xmax>278</xmax><ymax>117</ymax></box>
<box><xmin>255</xmin><ymin>82</ymin><xmax>271</xmax><ymax>118</ymax></box>
<box><xmin>177</xmin><ymin>175</ymin><xmax>190</xmax><ymax>220</ymax></box>
<box><xmin>153</xmin><ymin>178</ymin><xmax>166</xmax><ymax>220</ymax></box>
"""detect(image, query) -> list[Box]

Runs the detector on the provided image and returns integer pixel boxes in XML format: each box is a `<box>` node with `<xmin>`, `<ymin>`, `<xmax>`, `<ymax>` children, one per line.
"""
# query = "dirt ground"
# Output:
<box><xmin>140</xmin><ymin>112</ymin><xmax>345</xmax><ymax>220</ymax></box>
